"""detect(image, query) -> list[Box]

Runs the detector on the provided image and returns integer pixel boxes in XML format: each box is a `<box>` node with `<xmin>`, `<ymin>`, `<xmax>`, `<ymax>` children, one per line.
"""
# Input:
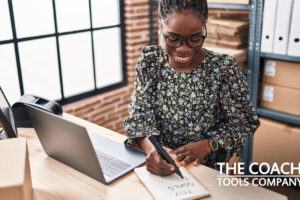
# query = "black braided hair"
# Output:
<box><xmin>159</xmin><ymin>0</ymin><xmax>208</xmax><ymax>20</ymax></box>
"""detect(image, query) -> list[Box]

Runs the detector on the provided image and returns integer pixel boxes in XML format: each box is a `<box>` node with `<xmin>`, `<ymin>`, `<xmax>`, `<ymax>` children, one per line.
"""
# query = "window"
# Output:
<box><xmin>0</xmin><ymin>0</ymin><xmax>126</xmax><ymax>104</ymax></box>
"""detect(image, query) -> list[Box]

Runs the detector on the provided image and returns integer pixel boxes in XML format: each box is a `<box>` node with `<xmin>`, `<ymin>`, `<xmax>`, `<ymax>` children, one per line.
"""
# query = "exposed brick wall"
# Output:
<box><xmin>63</xmin><ymin>0</ymin><xmax>150</xmax><ymax>135</ymax></box>
<box><xmin>63</xmin><ymin>85</ymin><xmax>133</xmax><ymax>135</ymax></box>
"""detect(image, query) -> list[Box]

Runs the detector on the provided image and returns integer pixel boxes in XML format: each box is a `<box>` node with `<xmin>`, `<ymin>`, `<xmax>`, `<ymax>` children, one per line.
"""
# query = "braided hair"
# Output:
<box><xmin>159</xmin><ymin>0</ymin><xmax>208</xmax><ymax>20</ymax></box>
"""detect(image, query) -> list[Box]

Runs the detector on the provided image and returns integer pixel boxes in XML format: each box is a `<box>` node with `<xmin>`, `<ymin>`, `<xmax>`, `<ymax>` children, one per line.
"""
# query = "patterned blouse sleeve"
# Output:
<box><xmin>123</xmin><ymin>47</ymin><xmax>160</xmax><ymax>147</ymax></box>
<box><xmin>206</xmin><ymin>56</ymin><xmax>260</xmax><ymax>158</ymax></box>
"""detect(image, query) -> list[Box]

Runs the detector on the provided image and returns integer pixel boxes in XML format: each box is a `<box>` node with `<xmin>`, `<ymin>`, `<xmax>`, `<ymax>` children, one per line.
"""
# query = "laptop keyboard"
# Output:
<box><xmin>95</xmin><ymin>150</ymin><xmax>131</xmax><ymax>178</ymax></box>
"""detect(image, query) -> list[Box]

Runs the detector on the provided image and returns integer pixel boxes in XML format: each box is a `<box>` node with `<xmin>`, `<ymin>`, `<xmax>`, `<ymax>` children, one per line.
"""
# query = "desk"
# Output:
<box><xmin>18</xmin><ymin>113</ymin><xmax>287</xmax><ymax>200</ymax></box>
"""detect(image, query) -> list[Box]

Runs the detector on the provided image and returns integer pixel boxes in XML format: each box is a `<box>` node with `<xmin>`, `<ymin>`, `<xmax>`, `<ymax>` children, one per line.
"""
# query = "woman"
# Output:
<box><xmin>124</xmin><ymin>0</ymin><xmax>260</xmax><ymax>176</ymax></box>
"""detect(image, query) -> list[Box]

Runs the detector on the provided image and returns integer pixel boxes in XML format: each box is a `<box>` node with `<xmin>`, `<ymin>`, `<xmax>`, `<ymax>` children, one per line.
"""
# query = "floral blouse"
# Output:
<box><xmin>124</xmin><ymin>45</ymin><xmax>260</xmax><ymax>169</ymax></box>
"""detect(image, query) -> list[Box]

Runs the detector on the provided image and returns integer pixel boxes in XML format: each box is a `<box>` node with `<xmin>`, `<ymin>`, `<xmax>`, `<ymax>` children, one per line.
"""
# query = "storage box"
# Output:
<box><xmin>207</xmin><ymin>18</ymin><xmax>249</xmax><ymax>37</ymax></box>
<box><xmin>204</xmin><ymin>46</ymin><xmax>247</xmax><ymax>68</ymax></box>
<box><xmin>253</xmin><ymin>117</ymin><xmax>300</xmax><ymax>174</ymax></box>
<box><xmin>261</xmin><ymin>83</ymin><xmax>300</xmax><ymax>116</ymax></box>
<box><xmin>207</xmin><ymin>0</ymin><xmax>250</xmax><ymax>4</ymax></box>
<box><xmin>262</xmin><ymin>59</ymin><xmax>300</xmax><ymax>90</ymax></box>
<box><xmin>0</xmin><ymin>138</ymin><xmax>33</xmax><ymax>200</ymax></box>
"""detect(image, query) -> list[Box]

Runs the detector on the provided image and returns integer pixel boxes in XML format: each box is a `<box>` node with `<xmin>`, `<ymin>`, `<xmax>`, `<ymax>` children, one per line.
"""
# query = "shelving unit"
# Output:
<box><xmin>148</xmin><ymin>0</ymin><xmax>259</xmax><ymax>172</ymax></box>
<box><xmin>251</xmin><ymin>0</ymin><xmax>300</xmax><ymax>126</ymax></box>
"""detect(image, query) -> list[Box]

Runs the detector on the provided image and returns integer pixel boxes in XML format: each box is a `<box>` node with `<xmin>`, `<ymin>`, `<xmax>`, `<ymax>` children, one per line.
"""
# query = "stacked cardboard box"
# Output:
<box><xmin>205</xmin><ymin>18</ymin><xmax>249</xmax><ymax>49</ymax></box>
<box><xmin>204</xmin><ymin>18</ymin><xmax>249</xmax><ymax>69</ymax></box>
<box><xmin>253</xmin><ymin>117</ymin><xmax>300</xmax><ymax>173</ymax></box>
<box><xmin>261</xmin><ymin>59</ymin><xmax>300</xmax><ymax>116</ymax></box>
<box><xmin>207</xmin><ymin>0</ymin><xmax>250</xmax><ymax>4</ymax></box>
<box><xmin>204</xmin><ymin>46</ymin><xmax>247</xmax><ymax>69</ymax></box>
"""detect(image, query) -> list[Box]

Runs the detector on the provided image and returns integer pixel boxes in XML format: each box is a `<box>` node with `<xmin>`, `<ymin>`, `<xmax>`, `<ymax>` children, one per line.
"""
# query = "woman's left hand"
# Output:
<box><xmin>175</xmin><ymin>139</ymin><xmax>212</xmax><ymax>166</ymax></box>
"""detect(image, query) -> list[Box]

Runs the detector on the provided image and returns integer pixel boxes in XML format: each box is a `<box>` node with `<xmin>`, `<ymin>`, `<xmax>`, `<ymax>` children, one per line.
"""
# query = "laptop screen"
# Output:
<box><xmin>0</xmin><ymin>87</ymin><xmax>17</xmax><ymax>138</ymax></box>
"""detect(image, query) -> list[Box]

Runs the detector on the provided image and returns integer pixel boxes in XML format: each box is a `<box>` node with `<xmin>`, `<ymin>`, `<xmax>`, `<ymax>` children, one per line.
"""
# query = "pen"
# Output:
<box><xmin>148</xmin><ymin>135</ymin><xmax>183</xmax><ymax>179</ymax></box>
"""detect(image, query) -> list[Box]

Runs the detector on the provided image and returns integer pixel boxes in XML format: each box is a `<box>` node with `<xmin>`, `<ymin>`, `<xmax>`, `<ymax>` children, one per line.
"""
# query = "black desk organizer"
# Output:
<box><xmin>12</xmin><ymin>94</ymin><xmax>63</xmax><ymax>128</ymax></box>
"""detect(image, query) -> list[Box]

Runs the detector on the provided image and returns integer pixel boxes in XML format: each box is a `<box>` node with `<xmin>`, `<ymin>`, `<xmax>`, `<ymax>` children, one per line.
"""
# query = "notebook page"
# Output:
<box><xmin>134</xmin><ymin>166</ymin><xmax>209</xmax><ymax>200</ymax></box>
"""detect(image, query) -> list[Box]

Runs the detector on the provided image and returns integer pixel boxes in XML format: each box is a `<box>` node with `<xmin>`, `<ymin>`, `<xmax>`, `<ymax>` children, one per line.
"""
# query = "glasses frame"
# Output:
<box><xmin>160</xmin><ymin>25</ymin><xmax>207</xmax><ymax>49</ymax></box>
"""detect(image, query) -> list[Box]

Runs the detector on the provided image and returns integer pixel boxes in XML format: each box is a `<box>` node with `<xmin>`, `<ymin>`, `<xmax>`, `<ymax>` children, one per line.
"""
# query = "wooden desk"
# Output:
<box><xmin>18</xmin><ymin>113</ymin><xmax>287</xmax><ymax>200</ymax></box>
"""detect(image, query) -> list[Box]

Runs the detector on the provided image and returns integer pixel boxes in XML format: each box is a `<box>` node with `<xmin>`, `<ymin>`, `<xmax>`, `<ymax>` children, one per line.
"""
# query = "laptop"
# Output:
<box><xmin>25</xmin><ymin>104</ymin><xmax>146</xmax><ymax>184</ymax></box>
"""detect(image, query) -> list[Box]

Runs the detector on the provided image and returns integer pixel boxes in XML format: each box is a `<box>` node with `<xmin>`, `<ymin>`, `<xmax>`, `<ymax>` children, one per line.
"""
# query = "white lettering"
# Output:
<box><xmin>270</xmin><ymin>163</ymin><xmax>280</xmax><ymax>174</ymax></box>
<box><xmin>217</xmin><ymin>178</ymin><xmax>223</xmax><ymax>186</ymax></box>
<box><xmin>217</xmin><ymin>163</ymin><xmax>225</xmax><ymax>174</ymax></box>
<box><xmin>282</xmin><ymin>178</ymin><xmax>289</xmax><ymax>186</ymax></box>
<box><xmin>238</xmin><ymin>163</ymin><xmax>245</xmax><ymax>175</ymax></box>
<box><xmin>280</xmin><ymin>162</ymin><xmax>290</xmax><ymax>175</ymax></box>
<box><xmin>252</xmin><ymin>178</ymin><xmax>258</xmax><ymax>186</ymax></box>
<box><xmin>290</xmin><ymin>163</ymin><xmax>300</xmax><ymax>175</ymax></box>
<box><xmin>259</xmin><ymin>162</ymin><xmax>270</xmax><ymax>175</ymax></box>
<box><xmin>223</xmin><ymin>178</ymin><xmax>231</xmax><ymax>186</ymax></box>
<box><xmin>241</xmin><ymin>178</ymin><xmax>250</xmax><ymax>187</ymax></box>
<box><xmin>266</xmin><ymin>178</ymin><xmax>276</xmax><ymax>186</ymax></box>
<box><xmin>277</xmin><ymin>178</ymin><xmax>282</xmax><ymax>185</ymax></box>
<box><xmin>289</xmin><ymin>178</ymin><xmax>297</xmax><ymax>186</ymax></box>
<box><xmin>296</xmin><ymin>178</ymin><xmax>300</xmax><ymax>186</ymax></box>
<box><xmin>249</xmin><ymin>162</ymin><xmax>258</xmax><ymax>175</ymax></box>
<box><xmin>231</xmin><ymin>178</ymin><xmax>239</xmax><ymax>186</ymax></box>
<box><xmin>226</xmin><ymin>163</ymin><xmax>237</xmax><ymax>175</ymax></box>
<box><xmin>258</xmin><ymin>178</ymin><xmax>267</xmax><ymax>186</ymax></box>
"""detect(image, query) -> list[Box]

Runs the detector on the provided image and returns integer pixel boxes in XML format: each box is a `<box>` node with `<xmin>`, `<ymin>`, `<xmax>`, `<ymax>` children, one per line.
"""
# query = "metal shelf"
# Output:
<box><xmin>257</xmin><ymin>108</ymin><xmax>300</xmax><ymax>126</ymax></box>
<box><xmin>260</xmin><ymin>52</ymin><xmax>300</xmax><ymax>63</ymax></box>
<box><xmin>150</xmin><ymin>0</ymin><xmax>250</xmax><ymax>10</ymax></box>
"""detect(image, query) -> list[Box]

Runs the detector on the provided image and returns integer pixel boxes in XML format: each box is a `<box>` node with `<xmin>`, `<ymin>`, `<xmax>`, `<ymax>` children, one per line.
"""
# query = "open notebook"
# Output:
<box><xmin>134</xmin><ymin>166</ymin><xmax>209</xmax><ymax>200</ymax></box>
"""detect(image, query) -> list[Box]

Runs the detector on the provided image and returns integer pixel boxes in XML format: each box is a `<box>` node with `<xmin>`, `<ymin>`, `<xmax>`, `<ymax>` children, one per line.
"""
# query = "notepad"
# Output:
<box><xmin>134</xmin><ymin>166</ymin><xmax>209</xmax><ymax>200</ymax></box>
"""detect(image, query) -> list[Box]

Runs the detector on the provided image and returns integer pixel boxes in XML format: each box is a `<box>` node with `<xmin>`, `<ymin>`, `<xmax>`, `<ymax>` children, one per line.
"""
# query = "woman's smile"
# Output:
<box><xmin>173</xmin><ymin>55</ymin><xmax>192</xmax><ymax>63</ymax></box>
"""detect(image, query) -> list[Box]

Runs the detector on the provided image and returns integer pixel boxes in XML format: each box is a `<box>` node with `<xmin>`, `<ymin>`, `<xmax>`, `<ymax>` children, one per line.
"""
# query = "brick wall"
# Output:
<box><xmin>63</xmin><ymin>3</ymin><xmax>249</xmax><ymax>136</ymax></box>
<box><xmin>63</xmin><ymin>0</ymin><xmax>150</xmax><ymax>135</ymax></box>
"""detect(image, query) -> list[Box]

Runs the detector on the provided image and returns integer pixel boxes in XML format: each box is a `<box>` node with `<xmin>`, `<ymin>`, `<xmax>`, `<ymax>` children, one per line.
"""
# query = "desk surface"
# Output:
<box><xmin>18</xmin><ymin>113</ymin><xmax>287</xmax><ymax>200</ymax></box>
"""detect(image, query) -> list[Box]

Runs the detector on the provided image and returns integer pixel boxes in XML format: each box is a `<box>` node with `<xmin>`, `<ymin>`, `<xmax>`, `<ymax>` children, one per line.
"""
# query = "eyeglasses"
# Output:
<box><xmin>161</xmin><ymin>25</ymin><xmax>207</xmax><ymax>49</ymax></box>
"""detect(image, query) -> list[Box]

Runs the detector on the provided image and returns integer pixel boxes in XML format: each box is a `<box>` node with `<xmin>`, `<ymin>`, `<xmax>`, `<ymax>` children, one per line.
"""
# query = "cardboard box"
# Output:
<box><xmin>207</xmin><ymin>0</ymin><xmax>250</xmax><ymax>4</ymax></box>
<box><xmin>263</xmin><ymin>59</ymin><xmax>300</xmax><ymax>90</ymax></box>
<box><xmin>207</xmin><ymin>18</ymin><xmax>249</xmax><ymax>37</ymax></box>
<box><xmin>253</xmin><ymin>117</ymin><xmax>300</xmax><ymax>174</ymax></box>
<box><xmin>205</xmin><ymin>38</ymin><xmax>247</xmax><ymax>48</ymax></box>
<box><xmin>204</xmin><ymin>46</ymin><xmax>247</xmax><ymax>68</ymax></box>
<box><xmin>0</xmin><ymin>138</ymin><xmax>33</xmax><ymax>200</ymax></box>
<box><xmin>261</xmin><ymin>83</ymin><xmax>300</xmax><ymax>116</ymax></box>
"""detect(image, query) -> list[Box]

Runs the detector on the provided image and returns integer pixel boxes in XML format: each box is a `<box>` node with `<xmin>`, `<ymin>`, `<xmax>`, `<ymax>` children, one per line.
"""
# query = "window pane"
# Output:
<box><xmin>59</xmin><ymin>32</ymin><xmax>94</xmax><ymax>97</ymax></box>
<box><xmin>55</xmin><ymin>0</ymin><xmax>90</xmax><ymax>33</ymax></box>
<box><xmin>0</xmin><ymin>44</ymin><xmax>20</xmax><ymax>104</ymax></box>
<box><xmin>0</xmin><ymin>0</ymin><xmax>13</xmax><ymax>41</ymax></box>
<box><xmin>91</xmin><ymin>0</ymin><xmax>120</xmax><ymax>27</ymax></box>
<box><xmin>13</xmin><ymin>0</ymin><xmax>55</xmax><ymax>38</ymax></box>
<box><xmin>19</xmin><ymin>37</ymin><xmax>61</xmax><ymax>100</ymax></box>
<box><xmin>94</xmin><ymin>28</ymin><xmax>122</xmax><ymax>88</ymax></box>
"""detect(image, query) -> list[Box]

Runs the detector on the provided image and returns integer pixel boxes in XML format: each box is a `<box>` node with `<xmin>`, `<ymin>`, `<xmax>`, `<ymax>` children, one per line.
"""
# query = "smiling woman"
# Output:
<box><xmin>124</xmin><ymin>0</ymin><xmax>260</xmax><ymax>177</ymax></box>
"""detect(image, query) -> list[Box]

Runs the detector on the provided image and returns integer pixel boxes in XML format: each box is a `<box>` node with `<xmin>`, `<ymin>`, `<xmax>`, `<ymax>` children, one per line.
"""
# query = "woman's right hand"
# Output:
<box><xmin>145</xmin><ymin>147</ymin><xmax>176</xmax><ymax>176</ymax></box>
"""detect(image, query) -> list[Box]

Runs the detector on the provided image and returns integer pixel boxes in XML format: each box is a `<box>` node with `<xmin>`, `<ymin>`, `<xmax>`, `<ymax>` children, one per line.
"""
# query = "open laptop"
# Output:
<box><xmin>25</xmin><ymin>104</ymin><xmax>146</xmax><ymax>184</ymax></box>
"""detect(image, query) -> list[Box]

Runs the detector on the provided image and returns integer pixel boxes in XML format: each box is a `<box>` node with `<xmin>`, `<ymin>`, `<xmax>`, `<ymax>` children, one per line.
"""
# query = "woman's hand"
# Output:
<box><xmin>146</xmin><ymin>147</ymin><xmax>179</xmax><ymax>176</ymax></box>
<box><xmin>175</xmin><ymin>139</ymin><xmax>212</xmax><ymax>166</ymax></box>
<box><xmin>137</xmin><ymin>137</ymin><xmax>180</xmax><ymax>176</ymax></box>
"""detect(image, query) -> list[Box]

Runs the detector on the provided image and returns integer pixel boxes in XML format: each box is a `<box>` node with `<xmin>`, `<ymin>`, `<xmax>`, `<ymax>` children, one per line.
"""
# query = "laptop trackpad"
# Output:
<box><xmin>88</xmin><ymin>133</ymin><xmax>146</xmax><ymax>168</ymax></box>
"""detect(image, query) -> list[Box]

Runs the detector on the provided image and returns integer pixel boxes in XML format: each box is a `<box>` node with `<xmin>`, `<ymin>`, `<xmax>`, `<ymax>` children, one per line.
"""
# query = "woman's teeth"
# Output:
<box><xmin>174</xmin><ymin>56</ymin><xmax>191</xmax><ymax>63</ymax></box>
